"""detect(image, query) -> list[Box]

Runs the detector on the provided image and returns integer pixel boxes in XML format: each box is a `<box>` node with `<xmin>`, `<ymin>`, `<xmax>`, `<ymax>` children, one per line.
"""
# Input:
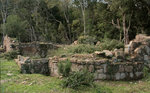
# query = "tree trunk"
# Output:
<box><xmin>112</xmin><ymin>18</ymin><xmax>121</xmax><ymax>41</ymax></box>
<box><xmin>79</xmin><ymin>0</ymin><xmax>86</xmax><ymax>36</ymax></box>
<box><xmin>123</xmin><ymin>14</ymin><xmax>130</xmax><ymax>45</ymax></box>
<box><xmin>1</xmin><ymin>0</ymin><xmax>8</xmax><ymax>44</ymax></box>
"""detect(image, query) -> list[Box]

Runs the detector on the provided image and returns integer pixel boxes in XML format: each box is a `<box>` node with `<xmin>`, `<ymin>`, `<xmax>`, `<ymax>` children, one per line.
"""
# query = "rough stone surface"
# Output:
<box><xmin>48</xmin><ymin>55</ymin><xmax>144</xmax><ymax>80</ymax></box>
<box><xmin>98</xmin><ymin>74</ymin><xmax>107</xmax><ymax>79</ymax></box>
<box><xmin>114</xmin><ymin>49</ymin><xmax>124</xmax><ymax>59</ymax></box>
<box><xmin>16</xmin><ymin>56</ymin><xmax>49</xmax><ymax>75</ymax></box>
<box><xmin>115</xmin><ymin>73</ymin><xmax>121</xmax><ymax>80</ymax></box>
<box><xmin>126</xmin><ymin>34</ymin><xmax>150</xmax><ymax>62</ymax></box>
<box><xmin>94</xmin><ymin>50</ymin><xmax>113</xmax><ymax>58</ymax></box>
<box><xmin>3</xmin><ymin>35</ymin><xmax>17</xmax><ymax>52</ymax></box>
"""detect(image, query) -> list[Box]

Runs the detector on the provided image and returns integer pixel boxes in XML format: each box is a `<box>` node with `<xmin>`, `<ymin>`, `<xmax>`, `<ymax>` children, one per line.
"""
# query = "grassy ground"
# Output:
<box><xmin>0</xmin><ymin>59</ymin><xmax>150</xmax><ymax>93</ymax></box>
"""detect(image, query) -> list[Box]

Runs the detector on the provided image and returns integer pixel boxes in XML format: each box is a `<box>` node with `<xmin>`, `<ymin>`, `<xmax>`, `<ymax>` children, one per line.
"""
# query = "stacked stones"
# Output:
<box><xmin>125</xmin><ymin>34</ymin><xmax>150</xmax><ymax>62</ymax></box>
<box><xmin>49</xmin><ymin>55</ymin><xmax>144</xmax><ymax>80</ymax></box>
<box><xmin>15</xmin><ymin>55</ymin><xmax>50</xmax><ymax>75</ymax></box>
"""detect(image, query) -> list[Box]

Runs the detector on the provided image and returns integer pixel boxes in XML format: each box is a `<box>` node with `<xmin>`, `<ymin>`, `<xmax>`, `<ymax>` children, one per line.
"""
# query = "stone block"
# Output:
<box><xmin>89</xmin><ymin>65</ymin><xmax>94</xmax><ymax>72</ymax></box>
<box><xmin>125</xmin><ymin>66</ymin><xmax>133</xmax><ymax>72</ymax></box>
<box><xmin>97</xmin><ymin>69</ymin><xmax>104</xmax><ymax>73</ymax></box>
<box><xmin>103</xmin><ymin>64</ymin><xmax>107</xmax><ymax>73</ymax></box>
<box><xmin>144</xmin><ymin>55</ymin><xmax>149</xmax><ymax>61</ymax></box>
<box><xmin>98</xmin><ymin>74</ymin><xmax>106</xmax><ymax>79</ymax></box>
<box><xmin>115</xmin><ymin>73</ymin><xmax>121</xmax><ymax>80</ymax></box>
<box><xmin>118</xmin><ymin>65</ymin><xmax>124</xmax><ymax>72</ymax></box>
<box><xmin>135</xmin><ymin>72</ymin><xmax>143</xmax><ymax>77</ymax></box>
<box><xmin>130</xmin><ymin>73</ymin><xmax>134</xmax><ymax>78</ymax></box>
<box><xmin>120</xmin><ymin>73</ymin><xmax>126</xmax><ymax>79</ymax></box>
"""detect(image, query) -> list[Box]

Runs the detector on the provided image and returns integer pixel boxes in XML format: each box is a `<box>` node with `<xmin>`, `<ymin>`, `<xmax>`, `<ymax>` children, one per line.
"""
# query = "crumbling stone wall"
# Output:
<box><xmin>3</xmin><ymin>35</ymin><xmax>17</xmax><ymax>52</ymax></box>
<box><xmin>15</xmin><ymin>55</ymin><xmax>50</xmax><ymax>75</ymax></box>
<box><xmin>18</xmin><ymin>43</ymin><xmax>58</xmax><ymax>57</ymax></box>
<box><xmin>15</xmin><ymin>55</ymin><xmax>144</xmax><ymax>80</ymax></box>
<box><xmin>49</xmin><ymin>56</ymin><xmax>144</xmax><ymax>80</ymax></box>
<box><xmin>125</xmin><ymin>34</ymin><xmax>150</xmax><ymax>69</ymax></box>
<box><xmin>2</xmin><ymin>35</ymin><xmax>59</xmax><ymax>57</ymax></box>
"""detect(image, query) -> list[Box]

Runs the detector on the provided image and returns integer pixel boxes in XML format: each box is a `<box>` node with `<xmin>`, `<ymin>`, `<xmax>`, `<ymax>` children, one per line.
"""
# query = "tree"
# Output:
<box><xmin>5</xmin><ymin>15</ymin><xmax>28</xmax><ymax>42</ymax></box>
<box><xmin>108</xmin><ymin>0</ymin><xmax>134</xmax><ymax>45</ymax></box>
<box><xmin>0</xmin><ymin>0</ymin><xmax>8</xmax><ymax>42</ymax></box>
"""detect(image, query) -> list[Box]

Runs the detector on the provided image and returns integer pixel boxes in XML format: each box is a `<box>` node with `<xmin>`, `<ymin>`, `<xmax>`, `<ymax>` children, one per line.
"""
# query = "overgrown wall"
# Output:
<box><xmin>15</xmin><ymin>56</ymin><xmax>50</xmax><ymax>75</ymax></box>
<box><xmin>49</xmin><ymin>57</ymin><xmax>144</xmax><ymax>80</ymax></box>
<box><xmin>15</xmin><ymin>56</ymin><xmax>145</xmax><ymax>80</ymax></box>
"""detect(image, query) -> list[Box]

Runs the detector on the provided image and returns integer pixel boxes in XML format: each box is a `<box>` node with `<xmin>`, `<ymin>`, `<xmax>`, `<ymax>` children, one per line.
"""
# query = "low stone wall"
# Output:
<box><xmin>15</xmin><ymin>55</ymin><xmax>50</xmax><ymax>75</ymax></box>
<box><xmin>15</xmin><ymin>55</ymin><xmax>145</xmax><ymax>80</ymax></box>
<box><xmin>49</xmin><ymin>57</ymin><xmax>144</xmax><ymax>80</ymax></box>
<box><xmin>18</xmin><ymin>43</ymin><xmax>59</xmax><ymax>57</ymax></box>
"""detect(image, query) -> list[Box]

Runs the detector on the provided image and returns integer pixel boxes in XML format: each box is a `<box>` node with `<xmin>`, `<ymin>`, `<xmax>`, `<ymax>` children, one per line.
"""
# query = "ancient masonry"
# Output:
<box><xmin>2</xmin><ymin>35</ymin><xmax>59</xmax><ymax>57</ymax></box>
<box><xmin>14</xmin><ymin>34</ymin><xmax>150</xmax><ymax>80</ymax></box>
<box><xmin>16</xmin><ymin>55</ymin><xmax>144</xmax><ymax>80</ymax></box>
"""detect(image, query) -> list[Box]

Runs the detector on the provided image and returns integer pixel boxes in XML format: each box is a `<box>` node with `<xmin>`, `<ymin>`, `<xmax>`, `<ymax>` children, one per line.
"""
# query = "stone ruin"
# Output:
<box><xmin>3</xmin><ymin>35</ymin><xmax>18</xmax><ymax>52</ymax></box>
<box><xmin>15</xmin><ymin>55</ymin><xmax>49</xmax><ymax>75</ymax></box>
<box><xmin>2</xmin><ymin>35</ymin><xmax>59</xmax><ymax>57</ymax></box>
<box><xmin>15</xmin><ymin>54</ymin><xmax>144</xmax><ymax>80</ymax></box>
<box><xmin>14</xmin><ymin>34</ymin><xmax>150</xmax><ymax>80</ymax></box>
<box><xmin>125</xmin><ymin>34</ymin><xmax>150</xmax><ymax>68</ymax></box>
<box><xmin>49</xmin><ymin>55</ymin><xmax>144</xmax><ymax>80</ymax></box>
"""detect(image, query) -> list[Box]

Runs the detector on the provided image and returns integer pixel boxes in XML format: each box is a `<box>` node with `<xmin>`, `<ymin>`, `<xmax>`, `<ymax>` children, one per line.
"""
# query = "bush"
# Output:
<box><xmin>58</xmin><ymin>59</ymin><xmax>72</xmax><ymax>77</ymax></box>
<box><xmin>62</xmin><ymin>69</ymin><xmax>94</xmax><ymax>89</ymax></box>
<box><xmin>69</xmin><ymin>44</ymin><xmax>100</xmax><ymax>54</ymax></box>
<box><xmin>52</xmin><ymin>44</ymin><xmax>101</xmax><ymax>56</ymax></box>
<box><xmin>0</xmin><ymin>50</ymin><xmax>19</xmax><ymax>60</ymax></box>
<box><xmin>143</xmin><ymin>66</ymin><xmax>150</xmax><ymax>78</ymax></box>
<box><xmin>99</xmin><ymin>39</ymin><xmax>124</xmax><ymax>51</ymax></box>
<box><xmin>78</xmin><ymin>35</ymin><xmax>97</xmax><ymax>45</ymax></box>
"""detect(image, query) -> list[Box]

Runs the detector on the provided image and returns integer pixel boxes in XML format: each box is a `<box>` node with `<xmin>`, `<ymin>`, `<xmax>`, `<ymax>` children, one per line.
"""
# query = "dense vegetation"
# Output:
<box><xmin>0</xmin><ymin>0</ymin><xmax>150</xmax><ymax>44</ymax></box>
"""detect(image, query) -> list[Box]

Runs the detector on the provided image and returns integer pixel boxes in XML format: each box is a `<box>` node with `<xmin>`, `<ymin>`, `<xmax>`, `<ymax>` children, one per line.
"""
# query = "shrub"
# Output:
<box><xmin>62</xmin><ymin>69</ymin><xmax>94</xmax><ymax>89</ymax></box>
<box><xmin>78</xmin><ymin>35</ymin><xmax>96</xmax><ymax>45</ymax></box>
<box><xmin>58</xmin><ymin>59</ymin><xmax>72</xmax><ymax>77</ymax></box>
<box><xmin>99</xmin><ymin>39</ymin><xmax>124</xmax><ymax>51</ymax></box>
<box><xmin>143</xmin><ymin>66</ymin><xmax>150</xmax><ymax>78</ymax></box>
<box><xmin>52</xmin><ymin>44</ymin><xmax>101</xmax><ymax>56</ymax></box>
<box><xmin>0</xmin><ymin>50</ymin><xmax>19</xmax><ymax>60</ymax></box>
<box><xmin>69</xmin><ymin>44</ymin><xmax>100</xmax><ymax>54</ymax></box>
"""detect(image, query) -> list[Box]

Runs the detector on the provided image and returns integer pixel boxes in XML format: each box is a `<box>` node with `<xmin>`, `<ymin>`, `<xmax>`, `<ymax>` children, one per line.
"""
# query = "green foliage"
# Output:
<box><xmin>58</xmin><ymin>59</ymin><xmax>72</xmax><ymax>77</ymax></box>
<box><xmin>0</xmin><ymin>50</ymin><xmax>19</xmax><ymax>60</ymax></box>
<box><xmin>69</xmin><ymin>44</ymin><xmax>100</xmax><ymax>54</ymax></box>
<box><xmin>1</xmin><ymin>0</ymin><xmax>150</xmax><ymax>44</ymax></box>
<box><xmin>5</xmin><ymin>15</ymin><xmax>28</xmax><ymax>42</ymax></box>
<box><xmin>62</xmin><ymin>69</ymin><xmax>94</xmax><ymax>89</ymax></box>
<box><xmin>143</xmin><ymin>66</ymin><xmax>150</xmax><ymax>78</ymax></box>
<box><xmin>95</xmin><ymin>87</ymin><xmax>112</xmax><ymax>93</ymax></box>
<box><xmin>99</xmin><ymin>39</ymin><xmax>124</xmax><ymax>51</ymax></box>
<box><xmin>51</xmin><ymin>44</ymin><xmax>101</xmax><ymax>57</ymax></box>
<box><xmin>78</xmin><ymin>35</ymin><xmax>97</xmax><ymax>45</ymax></box>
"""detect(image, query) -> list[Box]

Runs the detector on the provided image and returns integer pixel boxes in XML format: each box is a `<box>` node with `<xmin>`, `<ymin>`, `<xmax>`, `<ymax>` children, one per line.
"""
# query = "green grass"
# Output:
<box><xmin>0</xmin><ymin>59</ymin><xmax>150</xmax><ymax>93</ymax></box>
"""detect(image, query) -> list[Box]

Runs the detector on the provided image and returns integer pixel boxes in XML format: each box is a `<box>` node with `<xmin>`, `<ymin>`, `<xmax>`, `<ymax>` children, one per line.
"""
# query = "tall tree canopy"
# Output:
<box><xmin>0</xmin><ymin>0</ymin><xmax>149</xmax><ymax>44</ymax></box>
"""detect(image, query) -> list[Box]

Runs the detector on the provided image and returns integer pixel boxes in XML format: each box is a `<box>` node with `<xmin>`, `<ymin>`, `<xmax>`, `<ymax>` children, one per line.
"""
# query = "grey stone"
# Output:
<box><xmin>130</xmin><ymin>73</ymin><xmax>134</xmax><ymax>78</ymax></box>
<box><xmin>98</xmin><ymin>74</ymin><xmax>106</xmax><ymax>79</ymax></box>
<box><xmin>103</xmin><ymin>64</ymin><xmax>107</xmax><ymax>73</ymax></box>
<box><xmin>135</xmin><ymin>72</ymin><xmax>143</xmax><ymax>77</ymax></box>
<box><xmin>144</xmin><ymin>55</ymin><xmax>149</xmax><ymax>61</ymax></box>
<box><xmin>120</xmin><ymin>73</ymin><xmax>126</xmax><ymax>79</ymax></box>
<box><xmin>115</xmin><ymin>73</ymin><xmax>121</xmax><ymax>80</ymax></box>
<box><xmin>97</xmin><ymin>69</ymin><xmax>104</xmax><ymax>73</ymax></box>
<box><xmin>125</xmin><ymin>66</ymin><xmax>133</xmax><ymax>72</ymax></box>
